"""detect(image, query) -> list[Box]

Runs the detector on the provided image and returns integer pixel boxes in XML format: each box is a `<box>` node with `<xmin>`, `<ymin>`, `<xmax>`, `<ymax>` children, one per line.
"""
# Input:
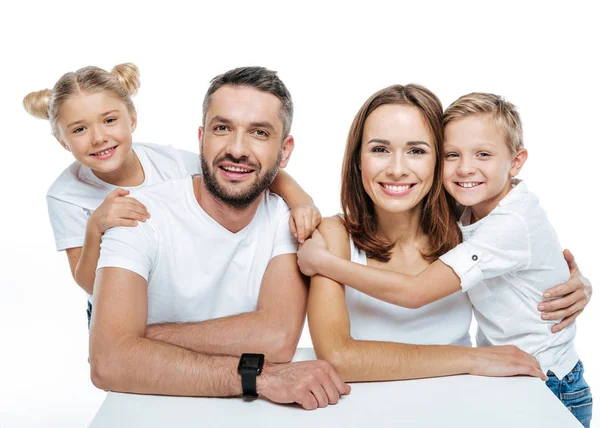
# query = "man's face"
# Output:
<box><xmin>199</xmin><ymin>85</ymin><xmax>293</xmax><ymax>208</ymax></box>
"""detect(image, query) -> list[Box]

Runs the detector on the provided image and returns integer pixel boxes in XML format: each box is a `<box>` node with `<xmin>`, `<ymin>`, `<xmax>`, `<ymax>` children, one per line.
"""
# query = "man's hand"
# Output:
<box><xmin>257</xmin><ymin>359</ymin><xmax>351</xmax><ymax>410</ymax></box>
<box><xmin>469</xmin><ymin>345</ymin><xmax>548</xmax><ymax>381</ymax></box>
<box><xmin>539</xmin><ymin>249</ymin><xmax>592</xmax><ymax>333</ymax></box>
<box><xmin>297</xmin><ymin>230</ymin><xmax>329</xmax><ymax>277</ymax></box>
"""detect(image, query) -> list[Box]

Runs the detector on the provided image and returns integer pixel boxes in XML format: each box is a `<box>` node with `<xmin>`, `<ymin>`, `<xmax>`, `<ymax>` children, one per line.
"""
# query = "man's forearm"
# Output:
<box><xmin>145</xmin><ymin>310</ymin><xmax>297</xmax><ymax>362</ymax></box>
<box><xmin>90</xmin><ymin>335</ymin><xmax>242</xmax><ymax>396</ymax></box>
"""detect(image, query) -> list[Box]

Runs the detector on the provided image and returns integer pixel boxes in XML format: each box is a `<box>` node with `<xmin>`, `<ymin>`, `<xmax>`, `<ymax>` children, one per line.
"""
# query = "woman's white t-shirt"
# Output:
<box><xmin>345</xmin><ymin>238</ymin><xmax>473</xmax><ymax>346</ymax></box>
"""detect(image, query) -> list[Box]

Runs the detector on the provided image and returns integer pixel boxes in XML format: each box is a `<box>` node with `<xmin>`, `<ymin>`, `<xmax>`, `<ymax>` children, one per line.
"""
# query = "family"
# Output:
<box><xmin>24</xmin><ymin>64</ymin><xmax>592</xmax><ymax>426</ymax></box>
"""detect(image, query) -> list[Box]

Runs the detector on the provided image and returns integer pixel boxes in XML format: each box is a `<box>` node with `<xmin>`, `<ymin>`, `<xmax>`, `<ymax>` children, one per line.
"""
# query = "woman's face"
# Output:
<box><xmin>360</xmin><ymin>104</ymin><xmax>436</xmax><ymax>215</ymax></box>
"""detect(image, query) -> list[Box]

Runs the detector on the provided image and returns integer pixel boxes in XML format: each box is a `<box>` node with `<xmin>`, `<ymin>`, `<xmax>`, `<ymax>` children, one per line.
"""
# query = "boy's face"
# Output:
<box><xmin>442</xmin><ymin>114</ymin><xmax>517</xmax><ymax>219</ymax></box>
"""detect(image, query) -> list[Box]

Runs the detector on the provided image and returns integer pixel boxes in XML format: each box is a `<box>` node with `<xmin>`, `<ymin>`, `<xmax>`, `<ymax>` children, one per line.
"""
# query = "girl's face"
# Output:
<box><xmin>55</xmin><ymin>91</ymin><xmax>136</xmax><ymax>173</ymax></box>
<box><xmin>360</xmin><ymin>104</ymin><xmax>436</xmax><ymax>215</ymax></box>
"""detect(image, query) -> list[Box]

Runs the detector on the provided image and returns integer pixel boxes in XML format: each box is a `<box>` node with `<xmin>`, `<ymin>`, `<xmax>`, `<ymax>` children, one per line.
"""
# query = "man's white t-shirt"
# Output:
<box><xmin>97</xmin><ymin>177</ymin><xmax>298</xmax><ymax>324</ymax></box>
<box><xmin>439</xmin><ymin>181</ymin><xmax>578</xmax><ymax>379</ymax></box>
<box><xmin>46</xmin><ymin>142</ymin><xmax>201</xmax><ymax>252</ymax></box>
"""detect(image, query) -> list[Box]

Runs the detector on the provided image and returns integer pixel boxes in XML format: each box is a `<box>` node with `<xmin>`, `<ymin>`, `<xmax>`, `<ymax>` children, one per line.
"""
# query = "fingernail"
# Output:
<box><xmin>538</xmin><ymin>305</ymin><xmax>545</xmax><ymax>311</ymax></box>
<box><xmin>544</xmin><ymin>293</ymin><xmax>551</xmax><ymax>298</ymax></box>
<box><xmin>541</xmin><ymin>314</ymin><xmax>549</xmax><ymax>320</ymax></box>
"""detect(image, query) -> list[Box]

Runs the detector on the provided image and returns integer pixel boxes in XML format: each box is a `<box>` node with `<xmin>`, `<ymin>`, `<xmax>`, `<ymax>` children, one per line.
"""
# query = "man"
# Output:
<box><xmin>89</xmin><ymin>67</ymin><xmax>350</xmax><ymax>410</ymax></box>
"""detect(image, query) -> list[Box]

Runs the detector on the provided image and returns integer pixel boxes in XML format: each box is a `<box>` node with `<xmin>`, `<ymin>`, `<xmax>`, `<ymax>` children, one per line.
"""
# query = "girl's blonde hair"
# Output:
<box><xmin>23</xmin><ymin>63</ymin><xmax>140</xmax><ymax>136</ymax></box>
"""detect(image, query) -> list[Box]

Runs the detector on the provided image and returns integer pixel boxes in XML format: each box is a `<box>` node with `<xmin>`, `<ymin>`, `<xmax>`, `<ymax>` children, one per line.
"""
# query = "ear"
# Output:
<box><xmin>278</xmin><ymin>135</ymin><xmax>295</xmax><ymax>168</ymax></box>
<box><xmin>198</xmin><ymin>126</ymin><xmax>205</xmax><ymax>152</ymax></box>
<box><xmin>130</xmin><ymin>115</ymin><xmax>137</xmax><ymax>133</ymax></box>
<box><xmin>510</xmin><ymin>148</ymin><xmax>528</xmax><ymax>177</ymax></box>
<box><xmin>55</xmin><ymin>135</ymin><xmax>71</xmax><ymax>152</ymax></box>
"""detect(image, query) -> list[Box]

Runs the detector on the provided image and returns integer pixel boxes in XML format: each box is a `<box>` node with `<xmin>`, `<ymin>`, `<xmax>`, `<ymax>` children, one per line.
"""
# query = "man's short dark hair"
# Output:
<box><xmin>202</xmin><ymin>66</ymin><xmax>294</xmax><ymax>136</ymax></box>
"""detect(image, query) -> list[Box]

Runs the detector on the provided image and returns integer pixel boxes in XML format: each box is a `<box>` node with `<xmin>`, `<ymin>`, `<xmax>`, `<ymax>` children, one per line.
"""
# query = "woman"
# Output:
<box><xmin>303</xmin><ymin>84</ymin><xmax>590</xmax><ymax>382</ymax></box>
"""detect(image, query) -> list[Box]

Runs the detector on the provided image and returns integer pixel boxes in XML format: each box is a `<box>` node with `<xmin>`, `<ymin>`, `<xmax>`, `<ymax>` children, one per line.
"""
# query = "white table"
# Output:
<box><xmin>90</xmin><ymin>348</ymin><xmax>581</xmax><ymax>427</ymax></box>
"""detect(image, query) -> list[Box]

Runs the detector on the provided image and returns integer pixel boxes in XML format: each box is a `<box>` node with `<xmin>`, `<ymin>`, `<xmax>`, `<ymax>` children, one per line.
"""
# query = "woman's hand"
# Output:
<box><xmin>297</xmin><ymin>230</ymin><xmax>330</xmax><ymax>276</ymax></box>
<box><xmin>88</xmin><ymin>188</ymin><xmax>150</xmax><ymax>236</ymax></box>
<box><xmin>289</xmin><ymin>203</ymin><xmax>322</xmax><ymax>244</ymax></box>
<box><xmin>539</xmin><ymin>249</ymin><xmax>592</xmax><ymax>333</ymax></box>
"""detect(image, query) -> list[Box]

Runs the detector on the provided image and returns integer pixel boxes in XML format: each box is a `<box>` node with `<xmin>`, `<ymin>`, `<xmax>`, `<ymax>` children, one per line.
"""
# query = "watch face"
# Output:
<box><xmin>238</xmin><ymin>353</ymin><xmax>265</xmax><ymax>372</ymax></box>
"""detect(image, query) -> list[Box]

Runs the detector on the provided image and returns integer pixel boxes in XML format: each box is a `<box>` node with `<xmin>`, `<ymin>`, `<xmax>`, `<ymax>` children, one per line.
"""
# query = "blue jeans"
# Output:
<box><xmin>546</xmin><ymin>360</ymin><xmax>593</xmax><ymax>428</ymax></box>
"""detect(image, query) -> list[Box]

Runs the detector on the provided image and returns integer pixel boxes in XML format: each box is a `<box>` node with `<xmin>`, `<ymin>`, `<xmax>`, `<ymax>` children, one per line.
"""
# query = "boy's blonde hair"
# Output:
<box><xmin>23</xmin><ymin>63</ymin><xmax>140</xmax><ymax>137</ymax></box>
<box><xmin>443</xmin><ymin>92</ymin><xmax>523</xmax><ymax>155</ymax></box>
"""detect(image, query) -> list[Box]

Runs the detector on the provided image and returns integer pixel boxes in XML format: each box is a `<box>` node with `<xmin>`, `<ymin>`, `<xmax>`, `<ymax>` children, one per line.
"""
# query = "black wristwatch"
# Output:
<box><xmin>237</xmin><ymin>353</ymin><xmax>265</xmax><ymax>398</ymax></box>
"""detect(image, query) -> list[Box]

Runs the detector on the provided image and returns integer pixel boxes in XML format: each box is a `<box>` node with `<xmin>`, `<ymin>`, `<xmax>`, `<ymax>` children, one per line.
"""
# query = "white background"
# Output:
<box><xmin>1</xmin><ymin>1</ymin><xmax>598</xmax><ymax>426</ymax></box>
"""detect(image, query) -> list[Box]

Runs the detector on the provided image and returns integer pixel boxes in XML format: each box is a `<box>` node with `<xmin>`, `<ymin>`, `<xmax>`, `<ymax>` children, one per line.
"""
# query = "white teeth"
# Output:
<box><xmin>383</xmin><ymin>184</ymin><xmax>411</xmax><ymax>192</ymax></box>
<box><xmin>94</xmin><ymin>147</ymin><xmax>114</xmax><ymax>156</ymax></box>
<box><xmin>222</xmin><ymin>166</ymin><xmax>252</xmax><ymax>173</ymax></box>
<box><xmin>457</xmin><ymin>182</ymin><xmax>481</xmax><ymax>188</ymax></box>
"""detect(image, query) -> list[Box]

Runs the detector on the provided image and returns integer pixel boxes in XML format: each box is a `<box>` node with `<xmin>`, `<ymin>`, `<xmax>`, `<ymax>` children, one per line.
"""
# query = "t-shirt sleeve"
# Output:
<box><xmin>46</xmin><ymin>195</ymin><xmax>90</xmax><ymax>251</ymax></box>
<box><xmin>97</xmin><ymin>221</ymin><xmax>158</xmax><ymax>281</ymax></box>
<box><xmin>439</xmin><ymin>211</ymin><xmax>531</xmax><ymax>292</ymax></box>
<box><xmin>271</xmin><ymin>201</ymin><xmax>298</xmax><ymax>259</ymax></box>
<box><xmin>177</xmin><ymin>149</ymin><xmax>202</xmax><ymax>175</ymax></box>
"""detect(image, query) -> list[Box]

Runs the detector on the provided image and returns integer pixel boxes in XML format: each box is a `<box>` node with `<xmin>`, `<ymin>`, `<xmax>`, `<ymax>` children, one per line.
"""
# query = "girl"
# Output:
<box><xmin>24</xmin><ymin>63</ymin><xmax>321</xmax><ymax>326</ymax></box>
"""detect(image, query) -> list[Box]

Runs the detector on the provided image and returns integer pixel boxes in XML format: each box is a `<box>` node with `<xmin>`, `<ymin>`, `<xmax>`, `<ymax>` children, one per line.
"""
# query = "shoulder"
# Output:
<box><xmin>318</xmin><ymin>216</ymin><xmax>351</xmax><ymax>259</ymax></box>
<box><xmin>46</xmin><ymin>161</ymin><xmax>85</xmax><ymax>198</ymax></box>
<box><xmin>129</xmin><ymin>176</ymin><xmax>191</xmax><ymax>206</ymax></box>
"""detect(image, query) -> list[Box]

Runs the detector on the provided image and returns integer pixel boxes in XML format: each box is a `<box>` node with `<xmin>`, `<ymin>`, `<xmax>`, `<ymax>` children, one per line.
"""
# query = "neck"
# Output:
<box><xmin>193</xmin><ymin>176</ymin><xmax>262</xmax><ymax>233</ymax></box>
<box><xmin>470</xmin><ymin>178</ymin><xmax>513</xmax><ymax>223</ymax></box>
<box><xmin>374</xmin><ymin>203</ymin><xmax>425</xmax><ymax>249</ymax></box>
<box><xmin>92</xmin><ymin>148</ymin><xmax>144</xmax><ymax>186</ymax></box>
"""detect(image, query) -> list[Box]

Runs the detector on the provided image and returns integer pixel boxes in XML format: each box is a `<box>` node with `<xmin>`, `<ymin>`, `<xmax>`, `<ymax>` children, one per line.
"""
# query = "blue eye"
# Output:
<box><xmin>444</xmin><ymin>153</ymin><xmax>458</xmax><ymax>159</ymax></box>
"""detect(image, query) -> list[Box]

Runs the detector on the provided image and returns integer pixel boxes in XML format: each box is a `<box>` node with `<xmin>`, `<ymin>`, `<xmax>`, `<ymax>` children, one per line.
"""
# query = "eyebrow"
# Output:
<box><xmin>209</xmin><ymin>115</ymin><xmax>276</xmax><ymax>132</ymax></box>
<box><xmin>66</xmin><ymin>110</ymin><xmax>120</xmax><ymax>128</ymax></box>
<box><xmin>367</xmin><ymin>138</ymin><xmax>430</xmax><ymax>147</ymax></box>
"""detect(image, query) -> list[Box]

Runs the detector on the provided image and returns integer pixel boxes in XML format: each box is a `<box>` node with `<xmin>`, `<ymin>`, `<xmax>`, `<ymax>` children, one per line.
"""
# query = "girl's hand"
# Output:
<box><xmin>289</xmin><ymin>203</ymin><xmax>322</xmax><ymax>244</ymax></box>
<box><xmin>297</xmin><ymin>230</ymin><xmax>329</xmax><ymax>276</ymax></box>
<box><xmin>88</xmin><ymin>188</ymin><xmax>150</xmax><ymax>236</ymax></box>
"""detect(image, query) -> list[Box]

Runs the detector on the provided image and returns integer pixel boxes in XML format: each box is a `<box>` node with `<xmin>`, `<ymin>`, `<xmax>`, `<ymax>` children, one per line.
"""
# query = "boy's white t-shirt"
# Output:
<box><xmin>96</xmin><ymin>178</ymin><xmax>298</xmax><ymax>324</ymax></box>
<box><xmin>439</xmin><ymin>181</ymin><xmax>578</xmax><ymax>379</ymax></box>
<box><xmin>46</xmin><ymin>142</ymin><xmax>201</xmax><ymax>252</ymax></box>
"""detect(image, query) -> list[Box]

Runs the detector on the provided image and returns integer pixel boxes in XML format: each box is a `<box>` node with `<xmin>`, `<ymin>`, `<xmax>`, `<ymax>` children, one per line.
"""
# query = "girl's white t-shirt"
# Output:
<box><xmin>46</xmin><ymin>142</ymin><xmax>200</xmax><ymax>252</ymax></box>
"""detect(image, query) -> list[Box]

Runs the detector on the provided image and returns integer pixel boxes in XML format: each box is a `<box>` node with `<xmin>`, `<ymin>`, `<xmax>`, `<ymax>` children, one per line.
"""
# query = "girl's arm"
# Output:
<box><xmin>65</xmin><ymin>188</ymin><xmax>150</xmax><ymax>295</ymax></box>
<box><xmin>270</xmin><ymin>169</ymin><xmax>321</xmax><ymax>243</ymax></box>
<box><xmin>307</xmin><ymin>217</ymin><xmax>545</xmax><ymax>382</ymax></box>
<box><xmin>298</xmin><ymin>230</ymin><xmax>460</xmax><ymax>309</ymax></box>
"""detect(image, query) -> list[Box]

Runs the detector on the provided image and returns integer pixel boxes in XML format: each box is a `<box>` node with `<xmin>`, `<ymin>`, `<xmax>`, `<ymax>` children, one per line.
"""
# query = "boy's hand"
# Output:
<box><xmin>538</xmin><ymin>249</ymin><xmax>592</xmax><ymax>333</ymax></box>
<box><xmin>297</xmin><ymin>230</ymin><xmax>329</xmax><ymax>277</ymax></box>
<box><xmin>88</xmin><ymin>188</ymin><xmax>150</xmax><ymax>236</ymax></box>
<box><xmin>289</xmin><ymin>203</ymin><xmax>322</xmax><ymax>244</ymax></box>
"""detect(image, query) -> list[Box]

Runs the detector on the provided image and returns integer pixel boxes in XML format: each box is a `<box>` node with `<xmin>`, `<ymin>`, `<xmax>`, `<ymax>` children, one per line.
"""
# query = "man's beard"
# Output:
<box><xmin>200</xmin><ymin>151</ymin><xmax>281</xmax><ymax>209</ymax></box>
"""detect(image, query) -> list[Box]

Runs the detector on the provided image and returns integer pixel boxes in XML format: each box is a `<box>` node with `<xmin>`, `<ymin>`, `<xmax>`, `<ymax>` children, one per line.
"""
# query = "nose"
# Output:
<box><xmin>386</xmin><ymin>152</ymin><xmax>409</xmax><ymax>178</ymax></box>
<box><xmin>90</xmin><ymin>125</ymin><xmax>108</xmax><ymax>146</ymax></box>
<box><xmin>226</xmin><ymin>131</ymin><xmax>251</xmax><ymax>160</ymax></box>
<box><xmin>456</xmin><ymin>158</ymin><xmax>476</xmax><ymax>176</ymax></box>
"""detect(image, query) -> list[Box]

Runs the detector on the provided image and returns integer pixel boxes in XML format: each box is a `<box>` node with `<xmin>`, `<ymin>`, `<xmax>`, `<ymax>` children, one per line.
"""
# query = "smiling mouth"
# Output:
<box><xmin>219</xmin><ymin>165</ymin><xmax>255</xmax><ymax>174</ymax></box>
<box><xmin>91</xmin><ymin>146</ymin><xmax>117</xmax><ymax>156</ymax></box>
<box><xmin>456</xmin><ymin>182</ymin><xmax>483</xmax><ymax>189</ymax></box>
<box><xmin>381</xmin><ymin>183</ymin><xmax>415</xmax><ymax>192</ymax></box>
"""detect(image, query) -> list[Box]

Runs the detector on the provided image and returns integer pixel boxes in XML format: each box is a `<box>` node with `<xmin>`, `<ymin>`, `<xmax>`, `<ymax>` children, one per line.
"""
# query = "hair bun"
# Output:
<box><xmin>111</xmin><ymin>63</ymin><xmax>140</xmax><ymax>96</ymax></box>
<box><xmin>23</xmin><ymin>89</ymin><xmax>52</xmax><ymax>119</ymax></box>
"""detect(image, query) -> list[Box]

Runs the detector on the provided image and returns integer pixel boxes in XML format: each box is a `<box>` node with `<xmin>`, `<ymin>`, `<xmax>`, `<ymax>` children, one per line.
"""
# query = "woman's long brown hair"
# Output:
<box><xmin>341</xmin><ymin>84</ymin><xmax>461</xmax><ymax>262</ymax></box>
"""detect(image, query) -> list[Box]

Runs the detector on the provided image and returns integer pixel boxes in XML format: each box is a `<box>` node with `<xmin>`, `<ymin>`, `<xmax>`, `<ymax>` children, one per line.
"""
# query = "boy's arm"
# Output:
<box><xmin>298</xmin><ymin>230</ymin><xmax>461</xmax><ymax>308</ymax></box>
<box><xmin>539</xmin><ymin>249</ymin><xmax>593</xmax><ymax>332</ymax></box>
<box><xmin>270</xmin><ymin>169</ymin><xmax>321</xmax><ymax>243</ymax></box>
